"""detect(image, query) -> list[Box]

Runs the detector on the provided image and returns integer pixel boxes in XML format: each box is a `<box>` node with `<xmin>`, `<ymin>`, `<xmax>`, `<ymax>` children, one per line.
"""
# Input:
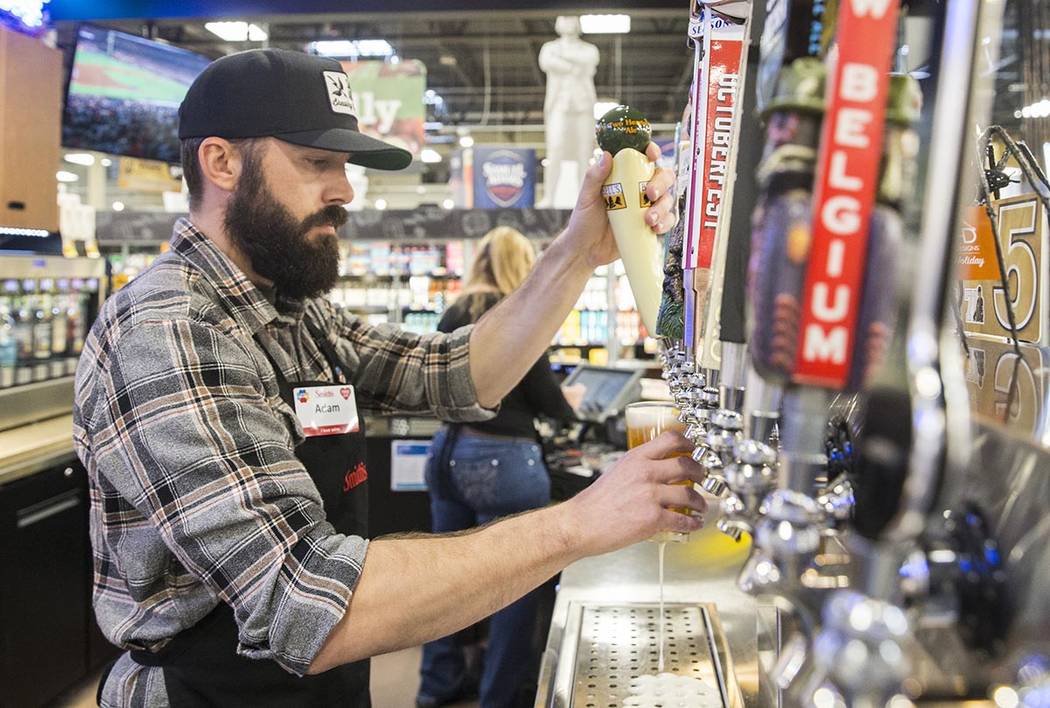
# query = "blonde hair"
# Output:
<box><xmin>459</xmin><ymin>227</ymin><xmax>536</xmax><ymax>319</ymax></box>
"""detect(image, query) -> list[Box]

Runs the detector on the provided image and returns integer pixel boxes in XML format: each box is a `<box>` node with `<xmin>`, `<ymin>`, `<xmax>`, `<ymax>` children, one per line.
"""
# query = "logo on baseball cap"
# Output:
<box><xmin>178</xmin><ymin>49</ymin><xmax>412</xmax><ymax>171</ymax></box>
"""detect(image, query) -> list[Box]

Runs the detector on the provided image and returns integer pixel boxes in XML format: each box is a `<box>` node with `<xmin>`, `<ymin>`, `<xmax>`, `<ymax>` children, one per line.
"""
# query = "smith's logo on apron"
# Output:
<box><xmin>344</xmin><ymin>462</ymin><xmax>369</xmax><ymax>492</ymax></box>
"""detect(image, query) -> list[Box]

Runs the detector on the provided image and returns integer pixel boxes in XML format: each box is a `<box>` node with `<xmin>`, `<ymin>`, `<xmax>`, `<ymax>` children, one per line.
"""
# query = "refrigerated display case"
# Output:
<box><xmin>0</xmin><ymin>254</ymin><xmax>114</xmax><ymax>707</ymax></box>
<box><xmin>0</xmin><ymin>256</ymin><xmax>105</xmax><ymax>432</ymax></box>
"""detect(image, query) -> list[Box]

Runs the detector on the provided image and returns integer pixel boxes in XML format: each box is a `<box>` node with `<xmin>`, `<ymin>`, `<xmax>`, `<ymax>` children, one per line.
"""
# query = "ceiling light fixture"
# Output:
<box><xmin>0</xmin><ymin>226</ymin><xmax>49</xmax><ymax>237</ymax></box>
<box><xmin>421</xmin><ymin>148</ymin><xmax>442</xmax><ymax>164</ymax></box>
<box><xmin>205</xmin><ymin>21</ymin><xmax>267</xmax><ymax>42</ymax></box>
<box><xmin>309</xmin><ymin>39</ymin><xmax>394</xmax><ymax>58</ymax></box>
<box><xmin>56</xmin><ymin>170</ymin><xmax>79</xmax><ymax>183</ymax></box>
<box><xmin>0</xmin><ymin>0</ymin><xmax>48</xmax><ymax>29</ymax></box>
<box><xmin>310</xmin><ymin>40</ymin><xmax>355</xmax><ymax>56</ymax></box>
<box><xmin>64</xmin><ymin>153</ymin><xmax>95</xmax><ymax>166</ymax></box>
<box><xmin>1020</xmin><ymin>98</ymin><xmax>1050</xmax><ymax>119</ymax></box>
<box><xmin>580</xmin><ymin>14</ymin><xmax>631</xmax><ymax>34</ymax></box>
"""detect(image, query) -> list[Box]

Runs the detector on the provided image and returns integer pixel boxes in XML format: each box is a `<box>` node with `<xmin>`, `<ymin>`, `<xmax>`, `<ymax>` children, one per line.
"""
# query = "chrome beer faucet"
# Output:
<box><xmin>716</xmin><ymin>365</ymin><xmax>785</xmax><ymax>541</ymax></box>
<box><xmin>718</xmin><ymin>437</ymin><xmax>778</xmax><ymax>541</ymax></box>
<box><xmin>736</xmin><ymin>388</ymin><xmax>841</xmax><ymax>632</ymax></box>
<box><xmin>699</xmin><ymin>341</ymin><xmax>748</xmax><ymax>497</ymax></box>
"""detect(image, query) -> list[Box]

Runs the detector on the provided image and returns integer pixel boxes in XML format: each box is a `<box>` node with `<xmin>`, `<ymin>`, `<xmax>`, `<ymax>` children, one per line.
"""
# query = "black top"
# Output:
<box><xmin>439</xmin><ymin>292</ymin><xmax>576</xmax><ymax>437</ymax></box>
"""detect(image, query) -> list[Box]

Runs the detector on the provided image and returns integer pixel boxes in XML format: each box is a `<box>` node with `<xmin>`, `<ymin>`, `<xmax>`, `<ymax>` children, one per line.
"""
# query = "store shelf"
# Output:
<box><xmin>341</xmin><ymin>272</ymin><xmax>460</xmax><ymax>280</ymax></box>
<box><xmin>101</xmin><ymin>232</ymin><xmax>650</xmax><ymax>363</ymax></box>
<box><xmin>343</xmin><ymin>305</ymin><xmax>392</xmax><ymax>314</ymax></box>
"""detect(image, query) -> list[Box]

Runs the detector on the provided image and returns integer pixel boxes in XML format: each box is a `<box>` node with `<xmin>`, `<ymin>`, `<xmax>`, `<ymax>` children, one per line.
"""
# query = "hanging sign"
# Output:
<box><xmin>340</xmin><ymin>59</ymin><xmax>426</xmax><ymax>159</ymax></box>
<box><xmin>959</xmin><ymin>196</ymin><xmax>1047</xmax><ymax>344</ymax></box>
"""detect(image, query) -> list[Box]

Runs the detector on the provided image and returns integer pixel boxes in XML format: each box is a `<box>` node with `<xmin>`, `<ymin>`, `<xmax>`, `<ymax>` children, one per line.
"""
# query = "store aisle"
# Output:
<box><xmin>51</xmin><ymin>645</ymin><xmax>480</xmax><ymax>708</ymax></box>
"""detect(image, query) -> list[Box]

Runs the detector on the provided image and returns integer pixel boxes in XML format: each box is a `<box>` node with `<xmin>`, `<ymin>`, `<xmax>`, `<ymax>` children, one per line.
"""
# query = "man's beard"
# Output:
<box><xmin>224</xmin><ymin>154</ymin><xmax>348</xmax><ymax>300</ymax></box>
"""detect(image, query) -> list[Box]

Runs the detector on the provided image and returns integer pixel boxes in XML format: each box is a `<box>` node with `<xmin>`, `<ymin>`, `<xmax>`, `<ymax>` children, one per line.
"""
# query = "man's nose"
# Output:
<box><xmin>326</xmin><ymin>167</ymin><xmax>355</xmax><ymax>206</ymax></box>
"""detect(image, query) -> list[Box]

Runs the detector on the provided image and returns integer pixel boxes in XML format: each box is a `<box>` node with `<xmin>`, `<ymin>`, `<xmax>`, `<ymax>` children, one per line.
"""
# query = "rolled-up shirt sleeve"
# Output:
<box><xmin>92</xmin><ymin>317</ymin><xmax>365</xmax><ymax>676</ymax></box>
<box><xmin>324</xmin><ymin>301</ymin><xmax>497</xmax><ymax>422</ymax></box>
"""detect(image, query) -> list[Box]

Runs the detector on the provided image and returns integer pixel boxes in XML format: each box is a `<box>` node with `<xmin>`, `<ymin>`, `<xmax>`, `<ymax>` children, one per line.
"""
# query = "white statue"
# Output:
<box><xmin>537</xmin><ymin>16</ymin><xmax>600</xmax><ymax>208</ymax></box>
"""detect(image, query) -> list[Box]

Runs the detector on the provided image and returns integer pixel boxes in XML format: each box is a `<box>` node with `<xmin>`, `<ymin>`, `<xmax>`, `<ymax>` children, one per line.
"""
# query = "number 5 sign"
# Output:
<box><xmin>959</xmin><ymin>195</ymin><xmax>1046</xmax><ymax>344</ymax></box>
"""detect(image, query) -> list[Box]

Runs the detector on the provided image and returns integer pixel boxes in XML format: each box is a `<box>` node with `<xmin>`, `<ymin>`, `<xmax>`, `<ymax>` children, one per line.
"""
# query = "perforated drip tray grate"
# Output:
<box><xmin>570</xmin><ymin>604</ymin><xmax>731</xmax><ymax>708</ymax></box>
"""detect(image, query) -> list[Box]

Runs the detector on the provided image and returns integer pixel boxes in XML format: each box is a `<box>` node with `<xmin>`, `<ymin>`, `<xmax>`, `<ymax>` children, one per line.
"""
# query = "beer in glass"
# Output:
<box><xmin>625</xmin><ymin>401</ymin><xmax>694</xmax><ymax>543</ymax></box>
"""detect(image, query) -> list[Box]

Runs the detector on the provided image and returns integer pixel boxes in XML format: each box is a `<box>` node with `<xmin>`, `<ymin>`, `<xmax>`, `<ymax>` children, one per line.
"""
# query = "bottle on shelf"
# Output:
<box><xmin>69</xmin><ymin>278</ymin><xmax>91</xmax><ymax>361</ymax></box>
<box><xmin>10</xmin><ymin>280</ymin><xmax>34</xmax><ymax>386</ymax></box>
<box><xmin>49</xmin><ymin>279</ymin><xmax>70</xmax><ymax>378</ymax></box>
<box><xmin>31</xmin><ymin>279</ymin><xmax>54</xmax><ymax>382</ymax></box>
<box><xmin>0</xmin><ymin>299</ymin><xmax>16</xmax><ymax>388</ymax></box>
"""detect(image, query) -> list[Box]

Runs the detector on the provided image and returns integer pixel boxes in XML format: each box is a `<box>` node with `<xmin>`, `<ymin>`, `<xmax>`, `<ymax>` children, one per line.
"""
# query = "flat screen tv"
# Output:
<box><xmin>62</xmin><ymin>26</ymin><xmax>212</xmax><ymax>164</ymax></box>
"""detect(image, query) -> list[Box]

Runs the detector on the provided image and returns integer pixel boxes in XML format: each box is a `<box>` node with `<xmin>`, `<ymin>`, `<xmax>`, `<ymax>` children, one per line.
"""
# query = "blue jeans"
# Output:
<box><xmin>418</xmin><ymin>427</ymin><xmax>551</xmax><ymax>708</ymax></box>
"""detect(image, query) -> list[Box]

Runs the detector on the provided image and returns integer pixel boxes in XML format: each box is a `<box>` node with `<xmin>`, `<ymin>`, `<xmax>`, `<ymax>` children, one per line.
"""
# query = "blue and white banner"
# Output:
<box><xmin>473</xmin><ymin>147</ymin><xmax>536</xmax><ymax>209</ymax></box>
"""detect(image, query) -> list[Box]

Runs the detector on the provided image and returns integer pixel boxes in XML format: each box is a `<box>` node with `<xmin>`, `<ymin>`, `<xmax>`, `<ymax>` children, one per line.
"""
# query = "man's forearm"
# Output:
<box><xmin>469</xmin><ymin>234</ymin><xmax>593</xmax><ymax>408</ymax></box>
<box><xmin>308</xmin><ymin>503</ymin><xmax>583</xmax><ymax>673</ymax></box>
<box><xmin>309</xmin><ymin>425</ymin><xmax>711</xmax><ymax>674</ymax></box>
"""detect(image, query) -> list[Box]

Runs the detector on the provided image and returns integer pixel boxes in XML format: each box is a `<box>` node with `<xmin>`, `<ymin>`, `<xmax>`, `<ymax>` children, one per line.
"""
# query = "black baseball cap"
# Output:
<box><xmin>178</xmin><ymin>49</ymin><xmax>413</xmax><ymax>171</ymax></box>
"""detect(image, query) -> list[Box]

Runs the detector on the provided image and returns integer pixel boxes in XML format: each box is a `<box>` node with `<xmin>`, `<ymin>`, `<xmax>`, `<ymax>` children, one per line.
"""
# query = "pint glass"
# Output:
<box><xmin>624</xmin><ymin>401</ymin><xmax>693</xmax><ymax>543</ymax></box>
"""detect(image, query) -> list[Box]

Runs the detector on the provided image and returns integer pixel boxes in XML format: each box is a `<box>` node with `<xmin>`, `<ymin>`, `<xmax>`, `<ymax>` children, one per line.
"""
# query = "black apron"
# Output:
<box><xmin>126</xmin><ymin>321</ymin><xmax>372</xmax><ymax>707</ymax></box>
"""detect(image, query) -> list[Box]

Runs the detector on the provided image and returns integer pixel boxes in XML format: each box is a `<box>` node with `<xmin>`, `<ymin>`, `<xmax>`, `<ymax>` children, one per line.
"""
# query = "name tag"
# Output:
<box><xmin>293</xmin><ymin>385</ymin><xmax>360</xmax><ymax>437</ymax></box>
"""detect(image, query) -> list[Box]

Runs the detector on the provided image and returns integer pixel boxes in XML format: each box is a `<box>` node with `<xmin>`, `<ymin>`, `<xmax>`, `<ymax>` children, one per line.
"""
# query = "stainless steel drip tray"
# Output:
<box><xmin>546</xmin><ymin>603</ymin><xmax>744</xmax><ymax>708</ymax></box>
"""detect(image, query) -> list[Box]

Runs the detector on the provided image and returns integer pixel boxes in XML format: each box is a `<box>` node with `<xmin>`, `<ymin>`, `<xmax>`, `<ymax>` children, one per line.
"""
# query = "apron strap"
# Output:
<box><xmin>254</xmin><ymin>315</ymin><xmax>348</xmax><ymax>388</ymax></box>
<box><xmin>302</xmin><ymin>317</ymin><xmax>349</xmax><ymax>385</ymax></box>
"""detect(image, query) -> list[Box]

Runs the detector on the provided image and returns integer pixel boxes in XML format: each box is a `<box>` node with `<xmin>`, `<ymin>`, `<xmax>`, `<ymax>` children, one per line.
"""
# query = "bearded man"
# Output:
<box><xmin>73</xmin><ymin>49</ymin><xmax>702</xmax><ymax>707</ymax></box>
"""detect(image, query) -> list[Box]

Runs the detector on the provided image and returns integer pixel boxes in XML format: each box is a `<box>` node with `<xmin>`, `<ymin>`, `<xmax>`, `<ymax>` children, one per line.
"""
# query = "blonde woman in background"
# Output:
<box><xmin>417</xmin><ymin>227</ymin><xmax>583</xmax><ymax>708</ymax></box>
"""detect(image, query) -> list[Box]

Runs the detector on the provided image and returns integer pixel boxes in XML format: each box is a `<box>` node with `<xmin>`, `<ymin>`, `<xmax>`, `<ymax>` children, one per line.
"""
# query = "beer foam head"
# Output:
<box><xmin>621</xmin><ymin>673</ymin><xmax>719</xmax><ymax>707</ymax></box>
<box><xmin>625</xmin><ymin>403</ymin><xmax>681</xmax><ymax>432</ymax></box>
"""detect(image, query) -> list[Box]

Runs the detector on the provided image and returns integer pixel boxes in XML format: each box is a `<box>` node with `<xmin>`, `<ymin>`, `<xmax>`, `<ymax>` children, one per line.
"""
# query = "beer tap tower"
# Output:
<box><xmin>541</xmin><ymin>1</ymin><xmax>1050</xmax><ymax>705</ymax></box>
<box><xmin>715</xmin><ymin>0</ymin><xmax>923</xmax><ymax>692</ymax></box>
<box><xmin>786</xmin><ymin>2</ymin><xmax>997</xmax><ymax>703</ymax></box>
<box><xmin>670</xmin><ymin>1</ymin><xmax>756</xmax><ymax>503</ymax></box>
<box><xmin>725</xmin><ymin>1</ymin><xmax>1032</xmax><ymax>704</ymax></box>
<box><xmin>655</xmin><ymin>0</ymin><xmax>1050</xmax><ymax>704</ymax></box>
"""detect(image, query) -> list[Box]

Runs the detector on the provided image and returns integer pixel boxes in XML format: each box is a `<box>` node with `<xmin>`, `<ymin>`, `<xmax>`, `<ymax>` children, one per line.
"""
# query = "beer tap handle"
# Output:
<box><xmin>746</xmin><ymin>58</ymin><xmax>826</xmax><ymax>384</ymax></box>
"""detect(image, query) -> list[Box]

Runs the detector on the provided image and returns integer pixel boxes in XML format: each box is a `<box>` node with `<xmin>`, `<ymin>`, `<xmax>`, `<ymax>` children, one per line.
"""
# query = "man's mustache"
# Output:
<box><xmin>301</xmin><ymin>205</ymin><xmax>349</xmax><ymax>233</ymax></box>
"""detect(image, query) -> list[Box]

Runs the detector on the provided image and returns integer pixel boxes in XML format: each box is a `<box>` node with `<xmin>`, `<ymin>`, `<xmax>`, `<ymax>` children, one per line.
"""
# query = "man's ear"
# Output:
<box><xmin>198</xmin><ymin>137</ymin><xmax>244</xmax><ymax>194</ymax></box>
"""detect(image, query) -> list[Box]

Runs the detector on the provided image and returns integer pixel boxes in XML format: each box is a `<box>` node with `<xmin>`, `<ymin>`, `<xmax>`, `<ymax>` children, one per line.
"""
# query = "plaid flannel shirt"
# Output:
<box><xmin>73</xmin><ymin>218</ymin><xmax>493</xmax><ymax>706</ymax></box>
